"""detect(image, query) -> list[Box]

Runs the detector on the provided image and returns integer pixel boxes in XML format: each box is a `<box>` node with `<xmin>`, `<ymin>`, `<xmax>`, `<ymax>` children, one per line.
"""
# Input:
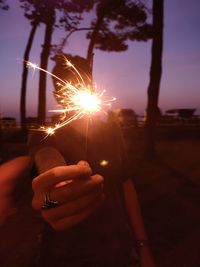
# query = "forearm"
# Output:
<box><xmin>123</xmin><ymin>178</ymin><xmax>148</xmax><ymax>241</ymax></box>
<box><xmin>123</xmin><ymin>178</ymin><xmax>156</xmax><ymax>267</ymax></box>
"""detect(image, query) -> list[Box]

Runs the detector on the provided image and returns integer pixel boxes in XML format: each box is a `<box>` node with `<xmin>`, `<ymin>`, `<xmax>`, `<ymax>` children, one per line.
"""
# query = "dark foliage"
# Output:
<box><xmin>87</xmin><ymin>0</ymin><xmax>152</xmax><ymax>53</ymax></box>
<box><xmin>0</xmin><ymin>0</ymin><xmax>9</xmax><ymax>10</ymax></box>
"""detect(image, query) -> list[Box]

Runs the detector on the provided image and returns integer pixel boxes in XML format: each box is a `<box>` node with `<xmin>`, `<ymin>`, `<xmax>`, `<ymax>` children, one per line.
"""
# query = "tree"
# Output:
<box><xmin>20</xmin><ymin>0</ymin><xmax>64</xmax><ymax>127</ymax></box>
<box><xmin>19</xmin><ymin>0</ymin><xmax>95</xmax><ymax>126</ymax></box>
<box><xmin>0</xmin><ymin>0</ymin><xmax>9</xmax><ymax>149</ymax></box>
<box><xmin>37</xmin><ymin>0</ymin><xmax>96</xmax><ymax>124</ymax></box>
<box><xmin>145</xmin><ymin>0</ymin><xmax>164</xmax><ymax>159</ymax></box>
<box><xmin>0</xmin><ymin>0</ymin><xmax>9</xmax><ymax>10</ymax></box>
<box><xmin>20</xmin><ymin>0</ymin><xmax>43</xmax><ymax>132</ymax></box>
<box><xmin>37</xmin><ymin>1</ymin><xmax>55</xmax><ymax>125</ymax></box>
<box><xmin>56</xmin><ymin>0</ymin><xmax>152</xmax><ymax>80</ymax></box>
<box><xmin>86</xmin><ymin>0</ymin><xmax>152</xmax><ymax>69</ymax></box>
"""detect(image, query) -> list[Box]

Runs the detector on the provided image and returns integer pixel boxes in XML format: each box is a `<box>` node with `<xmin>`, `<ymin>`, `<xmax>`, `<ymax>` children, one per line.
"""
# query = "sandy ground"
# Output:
<box><xmin>0</xmin><ymin>127</ymin><xmax>200</xmax><ymax>267</ymax></box>
<box><xmin>125</xmin><ymin>128</ymin><xmax>200</xmax><ymax>267</ymax></box>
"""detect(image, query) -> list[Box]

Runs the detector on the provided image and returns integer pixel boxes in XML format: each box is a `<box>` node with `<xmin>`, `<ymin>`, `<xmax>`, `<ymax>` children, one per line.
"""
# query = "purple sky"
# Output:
<box><xmin>0</xmin><ymin>0</ymin><xmax>200</xmax><ymax>120</ymax></box>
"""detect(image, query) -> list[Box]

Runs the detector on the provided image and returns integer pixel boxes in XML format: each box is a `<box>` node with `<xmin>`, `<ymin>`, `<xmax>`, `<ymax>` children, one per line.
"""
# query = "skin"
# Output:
<box><xmin>123</xmin><ymin>178</ymin><xmax>157</xmax><ymax>267</ymax></box>
<box><xmin>32</xmin><ymin>161</ymin><xmax>104</xmax><ymax>231</ymax></box>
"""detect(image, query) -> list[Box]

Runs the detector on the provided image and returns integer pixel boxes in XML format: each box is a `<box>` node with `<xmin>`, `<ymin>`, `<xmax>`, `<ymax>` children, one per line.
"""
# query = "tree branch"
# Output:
<box><xmin>60</xmin><ymin>27</ymin><xmax>94</xmax><ymax>51</ymax></box>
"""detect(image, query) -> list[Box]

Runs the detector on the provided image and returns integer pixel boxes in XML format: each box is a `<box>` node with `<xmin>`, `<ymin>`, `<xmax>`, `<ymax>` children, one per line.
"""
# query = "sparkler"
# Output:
<box><xmin>26</xmin><ymin>56</ymin><xmax>116</xmax><ymax>136</ymax></box>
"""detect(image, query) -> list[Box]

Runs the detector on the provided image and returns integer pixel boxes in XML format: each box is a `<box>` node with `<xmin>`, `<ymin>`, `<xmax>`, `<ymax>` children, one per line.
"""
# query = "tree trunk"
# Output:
<box><xmin>86</xmin><ymin>16</ymin><xmax>103</xmax><ymax>68</ymax></box>
<box><xmin>20</xmin><ymin>21</ymin><xmax>38</xmax><ymax>132</ymax></box>
<box><xmin>86</xmin><ymin>3</ymin><xmax>105</xmax><ymax>75</ymax></box>
<box><xmin>0</xmin><ymin>116</ymin><xmax>2</xmax><ymax>157</ymax></box>
<box><xmin>37</xmin><ymin>21</ymin><xmax>53</xmax><ymax>125</ymax></box>
<box><xmin>145</xmin><ymin>0</ymin><xmax>164</xmax><ymax>159</ymax></box>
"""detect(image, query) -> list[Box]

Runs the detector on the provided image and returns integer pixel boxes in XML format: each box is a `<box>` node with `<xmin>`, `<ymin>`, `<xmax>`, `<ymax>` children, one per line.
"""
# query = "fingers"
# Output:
<box><xmin>32</xmin><ymin>174</ymin><xmax>103</xmax><ymax>210</ymax></box>
<box><xmin>41</xmin><ymin>190</ymin><xmax>103</xmax><ymax>223</ymax></box>
<box><xmin>32</xmin><ymin>162</ymin><xmax>92</xmax><ymax>192</ymax></box>
<box><xmin>50</xmin><ymin>197</ymin><xmax>103</xmax><ymax>231</ymax></box>
<box><xmin>31</xmin><ymin>161</ymin><xmax>104</xmax><ymax>231</ymax></box>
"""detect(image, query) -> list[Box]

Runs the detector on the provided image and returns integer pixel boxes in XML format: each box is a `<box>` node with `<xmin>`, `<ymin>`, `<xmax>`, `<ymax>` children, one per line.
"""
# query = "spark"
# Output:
<box><xmin>100</xmin><ymin>160</ymin><xmax>109</xmax><ymax>167</ymax></box>
<box><xmin>26</xmin><ymin>62</ymin><xmax>38</xmax><ymax>70</ymax></box>
<box><xmin>46</xmin><ymin>127</ymin><xmax>55</xmax><ymax>136</ymax></box>
<box><xmin>25</xmin><ymin>56</ymin><xmax>116</xmax><ymax>135</ymax></box>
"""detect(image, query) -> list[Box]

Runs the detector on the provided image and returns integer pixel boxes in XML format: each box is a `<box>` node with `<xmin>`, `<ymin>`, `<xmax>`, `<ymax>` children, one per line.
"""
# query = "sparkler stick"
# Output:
<box><xmin>84</xmin><ymin>117</ymin><xmax>90</xmax><ymax>161</ymax></box>
<box><xmin>25</xmin><ymin>56</ymin><xmax>116</xmax><ymax>137</ymax></box>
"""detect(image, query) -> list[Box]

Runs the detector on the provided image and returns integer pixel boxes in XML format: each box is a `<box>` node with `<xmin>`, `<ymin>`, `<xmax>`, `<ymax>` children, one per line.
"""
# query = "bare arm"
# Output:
<box><xmin>123</xmin><ymin>178</ymin><xmax>156</xmax><ymax>267</ymax></box>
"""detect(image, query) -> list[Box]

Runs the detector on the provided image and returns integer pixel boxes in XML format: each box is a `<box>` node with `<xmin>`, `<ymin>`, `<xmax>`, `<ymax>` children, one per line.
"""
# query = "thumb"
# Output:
<box><xmin>77</xmin><ymin>160</ymin><xmax>90</xmax><ymax>168</ymax></box>
<box><xmin>77</xmin><ymin>160</ymin><xmax>92</xmax><ymax>177</ymax></box>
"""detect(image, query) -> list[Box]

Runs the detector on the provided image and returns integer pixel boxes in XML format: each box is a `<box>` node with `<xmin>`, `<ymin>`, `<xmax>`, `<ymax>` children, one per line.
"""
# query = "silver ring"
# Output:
<box><xmin>41</xmin><ymin>191</ymin><xmax>60</xmax><ymax>210</ymax></box>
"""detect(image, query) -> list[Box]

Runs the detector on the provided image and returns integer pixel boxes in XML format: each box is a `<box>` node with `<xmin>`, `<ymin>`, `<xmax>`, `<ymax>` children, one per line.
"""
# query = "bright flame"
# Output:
<box><xmin>25</xmin><ymin>56</ymin><xmax>116</xmax><ymax>135</ymax></box>
<box><xmin>72</xmin><ymin>90</ymin><xmax>101</xmax><ymax>113</ymax></box>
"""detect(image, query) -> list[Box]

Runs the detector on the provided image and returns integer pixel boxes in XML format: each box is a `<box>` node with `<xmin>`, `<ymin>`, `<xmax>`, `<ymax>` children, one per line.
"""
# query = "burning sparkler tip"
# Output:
<box><xmin>25</xmin><ymin>58</ymin><xmax>116</xmax><ymax>136</ymax></box>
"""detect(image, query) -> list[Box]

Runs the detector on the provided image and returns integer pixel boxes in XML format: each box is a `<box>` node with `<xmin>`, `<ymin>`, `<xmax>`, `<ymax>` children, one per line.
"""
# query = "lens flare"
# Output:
<box><xmin>72</xmin><ymin>90</ymin><xmax>101</xmax><ymax>113</ymax></box>
<box><xmin>26</xmin><ymin>56</ymin><xmax>116</xmax><ymax>136</ymax></box>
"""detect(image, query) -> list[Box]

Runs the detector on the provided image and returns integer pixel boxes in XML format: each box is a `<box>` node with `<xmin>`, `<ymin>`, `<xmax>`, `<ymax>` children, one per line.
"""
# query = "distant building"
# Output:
<box><xmin>165</xmin><ymin>108</ymin><xmax>196</xmax><ymax>118</ymax></box>
<box><xmin>159</xmin><ymin>108</ymin><xmax>200</xmax><ymax>127</ymax></box>
<box><xmin>25</xmin><ymin>117</ymin><xmax>38</xmax><ymax>129</ymax></box>
<box><xmin>0</xmin><ymin>117</ymin><xmax>17</xmax><ymax>128</ymax></box>
<box><xmin>107</xmin><ymin>108</ymin><xmax>138</xmax><ymax>127</ymax></box>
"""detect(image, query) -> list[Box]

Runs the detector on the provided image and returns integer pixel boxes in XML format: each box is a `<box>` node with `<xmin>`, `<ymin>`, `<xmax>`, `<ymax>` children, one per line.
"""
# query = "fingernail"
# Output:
<box><xmin>78</xmin><ymin>160</ymin><xmax>90</xmax><ymax>167</ymax></box>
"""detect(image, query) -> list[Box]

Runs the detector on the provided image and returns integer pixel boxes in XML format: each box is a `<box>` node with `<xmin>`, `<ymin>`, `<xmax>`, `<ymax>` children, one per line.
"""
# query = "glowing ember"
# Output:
<box><xmin>25</xmin><ymin>56</ymin><xmax>116</xmax><ymax>135</ymax></box>
<box><xmin>46</xmin><ymin>127</ymin><xmax>55</xmax><ymax>136</ymax></box>
<box><xmin>100</xmin><ymin>160</ymin><xmax>109</xmax><ymax>167</ymax></box>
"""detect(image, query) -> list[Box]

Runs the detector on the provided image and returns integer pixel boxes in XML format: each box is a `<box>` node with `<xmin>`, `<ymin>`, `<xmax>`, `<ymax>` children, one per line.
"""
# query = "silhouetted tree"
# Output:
<box><xmin>19</xmin><ymin>0</ymin><xmax>95</xmax><ymax>126</ymax></box>
<box><xmin>145</xmin><ymin>0</ymin><xmax>164</xmax><ymax>159</ymax></box>
<box><xmin>0</xmin><ymin>0</ymin><xmax>9</xmax><ymax>149</ymax></box>
<box><xmin>20</xmin><ymin>0</ymin><xmax>43</xmax><ymax>132</ymax></box>
<box><xmin>58</xmin><ymin>0</ymin><xmax>152</xmax><ymax>75</ymax></box>
<box><xmin>37</xmin><ymin>1</ymin><xmax>55</xmax><ymax>125</ymax></box>
<box><xmin>86</xmin><ymin>0</ymin><xmax>152</xmax><ymax>69</ymax></box>
<box><xmin>0</xmin><ymin>0</ymin><xmax>9</xmax><ymax>10</ymax></box>
<box><xmin>37</xmin><ymin>0</ymin><xmax>96</xmax><ymax>124</ymax></box>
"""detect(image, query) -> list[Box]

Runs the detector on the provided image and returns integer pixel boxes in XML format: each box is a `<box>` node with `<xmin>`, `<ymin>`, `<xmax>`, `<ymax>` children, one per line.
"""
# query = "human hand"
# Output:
<box><xmin>32</xmin><ymin>161</ymin><xmax>104</xmax><ymax>231</ymax></box>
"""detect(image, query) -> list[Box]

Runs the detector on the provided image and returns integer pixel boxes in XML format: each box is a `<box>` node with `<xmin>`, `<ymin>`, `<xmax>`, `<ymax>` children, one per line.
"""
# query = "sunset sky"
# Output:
<box><xmin>0</xmin><ymin>0</ymin><xmax>200</xmax><ymax>121</ymax></box>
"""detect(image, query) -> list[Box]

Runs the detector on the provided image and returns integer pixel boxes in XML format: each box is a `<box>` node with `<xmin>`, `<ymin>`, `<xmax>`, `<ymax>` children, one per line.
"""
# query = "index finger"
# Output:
<box><xmin>32</xmin><ymin>164</ymin><xmax>92</xmax><ymax>192</ymax></box>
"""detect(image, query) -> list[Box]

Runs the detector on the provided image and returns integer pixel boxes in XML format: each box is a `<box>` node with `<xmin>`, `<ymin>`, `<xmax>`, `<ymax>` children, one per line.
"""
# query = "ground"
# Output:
<box><xmin>0</xmin><ymin>127</ymin><xmax>200</xmax><ymax>267</ymax></box>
